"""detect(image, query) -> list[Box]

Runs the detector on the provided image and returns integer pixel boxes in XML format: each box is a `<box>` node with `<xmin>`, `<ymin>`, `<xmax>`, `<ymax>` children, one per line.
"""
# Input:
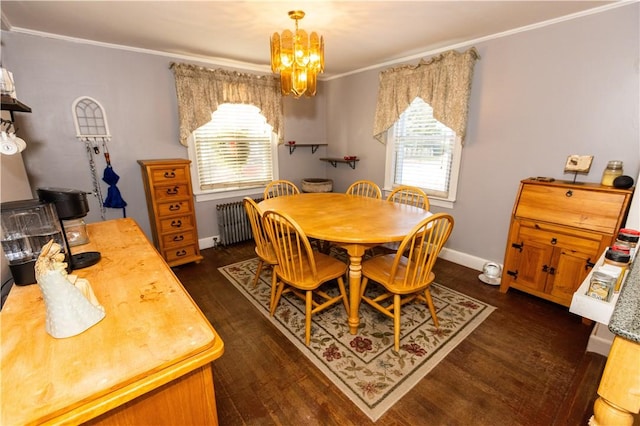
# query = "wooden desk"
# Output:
<box><xmin>0</xmin><ymin>218</ymin><xmax>224</xmax><ymax>425</ymax></box>
<box><xmin>259</xmin><ymin>193</ymin><xmax>432</xmax><ymax>334</ymax></box>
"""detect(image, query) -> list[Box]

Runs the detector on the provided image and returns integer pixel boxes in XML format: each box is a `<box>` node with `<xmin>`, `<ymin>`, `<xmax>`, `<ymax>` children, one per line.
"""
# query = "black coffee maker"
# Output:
<box><xmin>37</xmin><ymin>187</ymin><xmax>101</xmax><ymax>270</ymax></box>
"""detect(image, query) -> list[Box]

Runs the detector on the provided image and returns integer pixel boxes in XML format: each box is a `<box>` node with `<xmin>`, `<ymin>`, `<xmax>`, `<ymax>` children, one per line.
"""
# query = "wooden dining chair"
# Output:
<box><xmin>263</xmin><ymin>179</ymin><xmax>300</xmax><ymax>199</ymax></box>
<box><xmin>243</xmin><ymin>198</ymin><xmax>278</xmax><ymax>309</ymax></box>
<box><xmin>386</xmin><ymin>185</ymin><xmax>430</xmax><ymax>210</ymax></box>
<box><xmin>359</xmin><ymin>212</ymin><xmax>454</xmax><ymax>352</ymax></box>
<box><xmin>346</xmin><ymin>180</ymin><xmax>382</xmax><ymax>199</ymax></box>
<box><xmin>262</xmin><ymin>209</ymin><xmax>350</xmax><ymax>346</ymax></box>
<box><xmin>376</xmin><ymin>185</ymin><xmax>431</xmax><ymax>255</ymax></box>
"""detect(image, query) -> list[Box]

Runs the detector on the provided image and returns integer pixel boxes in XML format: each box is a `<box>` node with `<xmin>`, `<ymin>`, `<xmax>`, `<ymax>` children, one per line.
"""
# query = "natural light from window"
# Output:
<box><xmin>189</xmin><ymin>103</ymin><xmax>277</xmax><ymax>200</ymax></box>
<box><xmin>385</xmin><ymin>97</ymin><xmax>461</xmax><ymax>206</ymax></box>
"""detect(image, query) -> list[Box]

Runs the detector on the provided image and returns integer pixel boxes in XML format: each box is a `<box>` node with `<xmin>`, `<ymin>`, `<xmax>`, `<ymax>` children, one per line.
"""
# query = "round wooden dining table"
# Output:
<box><xmin>259</xmin><ymin>192</ymin><xmax>432</xmax><ymax>334</ymax></box>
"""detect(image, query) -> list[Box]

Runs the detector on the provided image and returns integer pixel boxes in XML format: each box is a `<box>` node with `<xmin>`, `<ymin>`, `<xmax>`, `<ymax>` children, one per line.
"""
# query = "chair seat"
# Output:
<box><xmin>362</xmin><ymin>254</ymin><xmax>435</xmax><ymax>295</ymax></box>
<box><xmin>275</xmin><ymin>251</ymin><xmax>347</xmax><ymax>291</ymax></box>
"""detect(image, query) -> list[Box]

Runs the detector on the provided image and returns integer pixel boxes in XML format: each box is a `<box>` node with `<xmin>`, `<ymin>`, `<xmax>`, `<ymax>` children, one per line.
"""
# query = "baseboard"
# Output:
<box><xmin>586</xmin><ymin>323</ymin><xmax>613</xmax><ymax>357</ymax></box>
<box><xmin>199</xmin><ymin>235</ymin><xmax>220</xmax><ymax>250</ymax></box>
<box><xmin>439</xmin><ymin>247</ymin><xmax>498</xmax><ymax>272</ymax></box>
<box><xmin>199</xmin><ymin>235</ymin><xmax>494</xmax><ymax>273</ymax></box>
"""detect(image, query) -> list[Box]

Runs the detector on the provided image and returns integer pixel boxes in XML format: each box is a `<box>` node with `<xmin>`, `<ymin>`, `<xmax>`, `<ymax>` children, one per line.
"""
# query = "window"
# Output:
<box><xmin>384</xmin><ymin>97</ymin><xmax>462</xmax><ymax>207</ymax></box>
<box><xmin>188</xmin><ymin>103</ymin><xmax>278</xmax><ymax>200</ymax></box>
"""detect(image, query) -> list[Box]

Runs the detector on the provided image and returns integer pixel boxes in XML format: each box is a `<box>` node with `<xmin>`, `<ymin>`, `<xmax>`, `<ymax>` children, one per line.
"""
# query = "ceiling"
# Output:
<box><xmin>0</xmin><ymin>1</ymin><xmax>622</xmax><ymax>78</ymax></box>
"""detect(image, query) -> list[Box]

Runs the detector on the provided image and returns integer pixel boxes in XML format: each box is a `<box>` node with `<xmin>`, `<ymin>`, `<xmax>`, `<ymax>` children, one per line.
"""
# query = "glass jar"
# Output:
<box><xmin>617</xmin><ymin>229</ymin><xmax>639</xmax><ymax>259</ymax></box>
<box><xmin>601</xmin><ymin>160</ymin><xmax>623</xmax><ymax>186</ymax></box>
<box><xmin>604</xmin><ymin>249</ymin><xmax>631</xmax><ymax>292</ymax></box>
<box><xmin>62</xmin><ymin>218</ymin><xmax>89</xmax><ymax>247</ymax></box>
<box><xmin>587</xmin><ymin>271</ymin><xmax>616</xmax><ymax>301</ymax></box>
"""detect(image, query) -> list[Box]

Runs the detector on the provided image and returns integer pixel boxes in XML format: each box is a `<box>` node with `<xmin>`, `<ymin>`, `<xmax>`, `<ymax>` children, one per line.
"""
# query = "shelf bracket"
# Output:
<box><xmin>328</xmin><ymin>160</ymin><xmax>338</xmax><ymax>167</ymax></box>
<box><xmin>288</xmin><ymin>145</ymin><xmax>297</xmax><ymax>154</ymax></box>
<box><xmin>311</xmin><ymin>144</ymin><xmax>319</xmax><ymax>154</ymax></box>
<box><xmin>347</xmin><ymin>160</ymin><xmax>356</xmax><ymax>169</ymax></box>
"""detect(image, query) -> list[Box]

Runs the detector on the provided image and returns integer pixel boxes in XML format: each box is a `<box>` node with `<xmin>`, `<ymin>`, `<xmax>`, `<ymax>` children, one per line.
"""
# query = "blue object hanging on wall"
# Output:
<box><xmin>102</xmin><ymin>164</ymin><xmax>127</xmax><ymax>217</ymax></box>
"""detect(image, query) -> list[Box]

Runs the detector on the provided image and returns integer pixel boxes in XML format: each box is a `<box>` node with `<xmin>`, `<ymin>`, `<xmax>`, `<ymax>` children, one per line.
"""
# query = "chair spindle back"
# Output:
<box><xmin>262</xmin><ymin>209</ymin><xmax>317</xmax><ymax>284</ymax></box>
<box><xmin>346</xmin><ymin>180</ymin><xmax>382</xmax><ymax>199</ymax></box>
<box><xmin>390</xmin><ymin>213</ymin><xmax>454</xmax><ymax>289</ymax></box>
<box><xmin>264</xmin><ymin>180</ymin><xmax>300</xmax><ymax>199</ymax></box>
<box><xmin>386</xmin><ymin>185</ymin><xmax>430</xmax><ymax>210</ymax></box>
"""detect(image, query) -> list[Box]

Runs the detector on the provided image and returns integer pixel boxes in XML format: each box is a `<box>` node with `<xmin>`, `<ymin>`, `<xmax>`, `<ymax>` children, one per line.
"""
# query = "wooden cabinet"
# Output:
<box><xmin>500</xmin><ymin>179</ymin><xmax>633</xmax><ymax>307</ymax></box>
<box><xmin>138</xmin><ymin>159</ymin><xmax>203</xmax><ymax>267</ymax></box>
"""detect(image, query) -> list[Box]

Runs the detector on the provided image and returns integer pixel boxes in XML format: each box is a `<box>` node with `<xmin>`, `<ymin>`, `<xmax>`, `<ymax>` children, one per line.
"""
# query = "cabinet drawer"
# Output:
<box><xmin>161</xmin><ymin>230</ymin><xmax>197</xmax><ymax>249</ymax></box>
<box><xmin>515</xmin><ymin>184</ymin><xmax>627</xmax><ymax>234</ymax></box>
<box><xmin>517</xmin><ymin>223</ymin><xmax>602</xmax><ymax>255</ymax></box>
<box><xmin>153</xmin><ymin>184</ymin><xmax>191</xmax><ymax>202</ymax></box>
<box><xmin>163</xmin><ymin>244</ymin><xmax>199</xmax><ymax>263</ymax></box>
<box><xmin>149</xmin><ymin>166</ymin><xmax>189</xmax><ymax>184</ymax></box>
<box><xmin>157</xmin><ymin>200</ymin><xmax>193</xmax><ymax>217</ymax></box>
<box><xmin>159</xmin><ymin>215</ymin><xmax>194</xmax><ymax>234</ymax></box>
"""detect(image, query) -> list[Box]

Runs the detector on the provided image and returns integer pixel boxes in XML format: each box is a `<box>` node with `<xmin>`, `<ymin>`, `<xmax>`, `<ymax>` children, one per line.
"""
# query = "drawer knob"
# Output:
<box><xmin>173</xmin><ymin>235</ymin><xmax>184</xmax><ymax>242</ymax></box>
<box><xmin>164</xmin><ymin>171</ymin><xmax>176</xmax><ymax>179</ymax></box>
<box><xmin>550</xmin><ymin>237</ymin><xmax>557</xmax><ymax>245</ymax></box>
<box><xmin>166</xmin><ymin>187</ymin><xmax>179</xmax><ymax>195</ymax></box>
<box><xmin>176</xmin><ymin>250</ymin><xmax>187</xmax><ymax>257</ymax></box>
<box><xmin>169</xmin><ymin>203</ymin><xmax>181</xmax><ymax>211</ymax></box>
<box><xmin>565</xmin><ymin>190</ymin><xmax>573</xmax><ymax>197</ymax></box>
<box><xmin>171</xmin><ymin>219</ymin><xmax>183</xmax><ymax>228</ymax></box>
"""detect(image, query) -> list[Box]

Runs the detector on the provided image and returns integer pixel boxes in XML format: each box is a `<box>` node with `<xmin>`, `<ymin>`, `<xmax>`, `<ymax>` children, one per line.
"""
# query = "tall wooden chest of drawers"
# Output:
<box><xmin>500</xmin><ymin>178</ymin><xmax>633</xmax><ymax>307</ymax></box>
<box><xmin>138</xmin><ymin>159</ymin><xmax>203</xmax><ymax>267</ymax></box>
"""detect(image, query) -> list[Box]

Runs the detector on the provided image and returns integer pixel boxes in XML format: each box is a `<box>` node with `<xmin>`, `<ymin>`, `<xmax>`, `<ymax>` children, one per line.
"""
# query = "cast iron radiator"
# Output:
<box><xmin>216</xmin><ymin>198</ymin><xmax>263</xmax><ymax>246</ymax></box>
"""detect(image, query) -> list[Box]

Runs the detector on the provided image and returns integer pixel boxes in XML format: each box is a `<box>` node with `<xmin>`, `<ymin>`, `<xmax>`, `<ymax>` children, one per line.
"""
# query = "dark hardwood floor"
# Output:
<box><xmin>174</xmin><ymin>242</ymin><xmax>607</xmax><ymax>425</ymax></box>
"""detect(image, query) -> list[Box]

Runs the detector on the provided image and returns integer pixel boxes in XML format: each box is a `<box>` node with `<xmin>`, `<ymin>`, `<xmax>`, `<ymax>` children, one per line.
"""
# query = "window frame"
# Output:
<box><xmin>187</xmin><ymin>104</ymin><xmax>280</xmax><ymax>202</ymax></box>
<box><xmin>383</xmin><ymin>99</ymin><xmax>462</xmax><ymax>209</ymax></box>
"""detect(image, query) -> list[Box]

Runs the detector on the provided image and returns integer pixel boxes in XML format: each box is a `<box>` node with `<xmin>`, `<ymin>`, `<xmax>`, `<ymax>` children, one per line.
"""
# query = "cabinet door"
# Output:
<box><xmin>545</xmin><ymin>247</ymin><xmax>596</xmax><ymax>303</ymax></box>
<box><xmin>505</xmin><ymin>231</ymin><xmax>554</xmax><ymax>293</ymax></box>
<box><xmin>513</xmin><ymin>240</ymin><xmax>553</xmax><ymax>291</ymax></box>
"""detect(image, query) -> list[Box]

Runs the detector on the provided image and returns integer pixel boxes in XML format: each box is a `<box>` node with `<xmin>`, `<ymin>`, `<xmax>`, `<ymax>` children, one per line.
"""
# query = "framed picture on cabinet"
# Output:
<box><xmin>564</xmin><ymin>155</ymin><xmax>593</xmax><ymax>173</ymax></box>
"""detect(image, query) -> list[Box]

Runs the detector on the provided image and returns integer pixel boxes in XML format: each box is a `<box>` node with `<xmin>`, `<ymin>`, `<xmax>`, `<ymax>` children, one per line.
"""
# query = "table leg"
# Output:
<box><xmin>342</xmin><ymin>244</ymin><xmax>366</xmax><ymax>335</ymax></box>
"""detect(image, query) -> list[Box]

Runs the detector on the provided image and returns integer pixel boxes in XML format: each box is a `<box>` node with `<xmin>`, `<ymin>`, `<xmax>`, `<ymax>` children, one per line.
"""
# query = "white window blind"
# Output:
<box><xmin>388</xmin><ymin>97</ymin><xmax>459</xmax><ymax>201</ymax></box>
<box><xmin>193</xmin><ymin>103</ymin><xmax>274</xmax><ymax>192</ymax></box>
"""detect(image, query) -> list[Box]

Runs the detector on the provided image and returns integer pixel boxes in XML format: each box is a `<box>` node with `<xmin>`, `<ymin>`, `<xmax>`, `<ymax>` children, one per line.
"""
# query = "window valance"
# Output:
<box><xmin>170</xmin><ymin>62</ymin><xmax>284</xmax><ymax>146</ymax></box>
<box><xmin>373</xmin><ymin>47</ymin><xmax>480</xmax><ymax>145</ymax></box>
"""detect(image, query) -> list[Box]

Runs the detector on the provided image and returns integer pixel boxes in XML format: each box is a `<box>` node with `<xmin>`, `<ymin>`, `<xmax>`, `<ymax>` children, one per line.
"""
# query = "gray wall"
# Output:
<box><xmin>325</xmin><ymin>3</ymin><xmax>639</xmax><ymax>266</ymax></box>
<box><xmin>1</xmin><ymin>2</ymin><xmax>638</xmax><ymax>274</ymax></box>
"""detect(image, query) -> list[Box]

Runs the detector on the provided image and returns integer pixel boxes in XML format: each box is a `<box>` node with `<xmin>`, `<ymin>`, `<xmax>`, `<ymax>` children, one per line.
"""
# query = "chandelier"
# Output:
<box><xmin>270</xmin><ymin>10</ymin><xmax>324</xmax><ymax>98</ymax></box>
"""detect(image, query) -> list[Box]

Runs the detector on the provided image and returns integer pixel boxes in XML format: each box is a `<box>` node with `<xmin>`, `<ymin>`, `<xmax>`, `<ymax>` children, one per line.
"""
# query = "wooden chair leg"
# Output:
<box><xmin>393</xmin><ymin>294</ymin><xmax>401</xmax><ymax>352</ymax></box>
<box><xmin>337</xmin><ymin>277</ymin><xmax>350</xmax><ymax>315</ymax></box>
<box><xmin>424</xmin><ymin>289</ymin><xmax>439</xmax><ymax>327</ymax></box>
<box><xmin>253</xmin><ymin>259</ymin><xmax>264</xmax><ymax>288</ymax></box>
<box><xmin>269</xmin><ymin>270</ymin><xmax>277</xmax><ymax>312</ymax></box>
<box><xmin>305</xmin><ymin>291</ymin><xmax>313</xmax><ymax>345</ymax></box>
<box><xmin>360</xmin><ymin>277</ymin><xmax>370</xmax><ymax>299</ymax></box>
<box><xmin>270</xmin><ymin>275</ymin><xmax>285</xmax><ymax>316</ymax></box>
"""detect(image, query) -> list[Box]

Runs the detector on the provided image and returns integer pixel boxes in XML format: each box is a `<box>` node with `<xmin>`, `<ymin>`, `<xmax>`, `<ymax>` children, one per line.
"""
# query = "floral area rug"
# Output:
<box><xmin>219</xmin><ymin>257</ymin><xmax>495</xmax><ymax>421</ymax></box>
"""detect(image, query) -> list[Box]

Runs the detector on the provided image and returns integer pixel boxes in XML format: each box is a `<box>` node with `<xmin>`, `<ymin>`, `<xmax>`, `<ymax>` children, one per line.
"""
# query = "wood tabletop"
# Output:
<box><xmin>0</xmin><ymin>218</ymin><xmax>223</xmax><ymax>425</ymax></box>
<box><xmin>259</xmin><ymin>192</ymin><xmax>432</xmax><ymax>244</ymax></box>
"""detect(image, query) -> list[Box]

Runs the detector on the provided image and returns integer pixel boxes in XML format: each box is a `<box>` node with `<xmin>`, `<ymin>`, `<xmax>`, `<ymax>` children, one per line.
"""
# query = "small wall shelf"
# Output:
<box><xmin>287</xmin><ymin>143</ymin><xmax>327</xmax><ymax>155</ymax></box>
<box><xmin>1</xmin><ymin>95</ymin><xmax>32</xmax><ymax>122</ymax></box>
<box><xmin>320</xmin><ymin>157</ymin><xmax>359</xmax><ymax>170</ymax></box>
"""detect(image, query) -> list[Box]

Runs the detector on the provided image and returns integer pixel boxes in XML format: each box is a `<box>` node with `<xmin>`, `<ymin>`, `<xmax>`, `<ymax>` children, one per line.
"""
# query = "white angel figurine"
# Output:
<box><xmin>34</xmin><ymin>240</ymin><xmax>105</xmax><ymax>338</ymax></box>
